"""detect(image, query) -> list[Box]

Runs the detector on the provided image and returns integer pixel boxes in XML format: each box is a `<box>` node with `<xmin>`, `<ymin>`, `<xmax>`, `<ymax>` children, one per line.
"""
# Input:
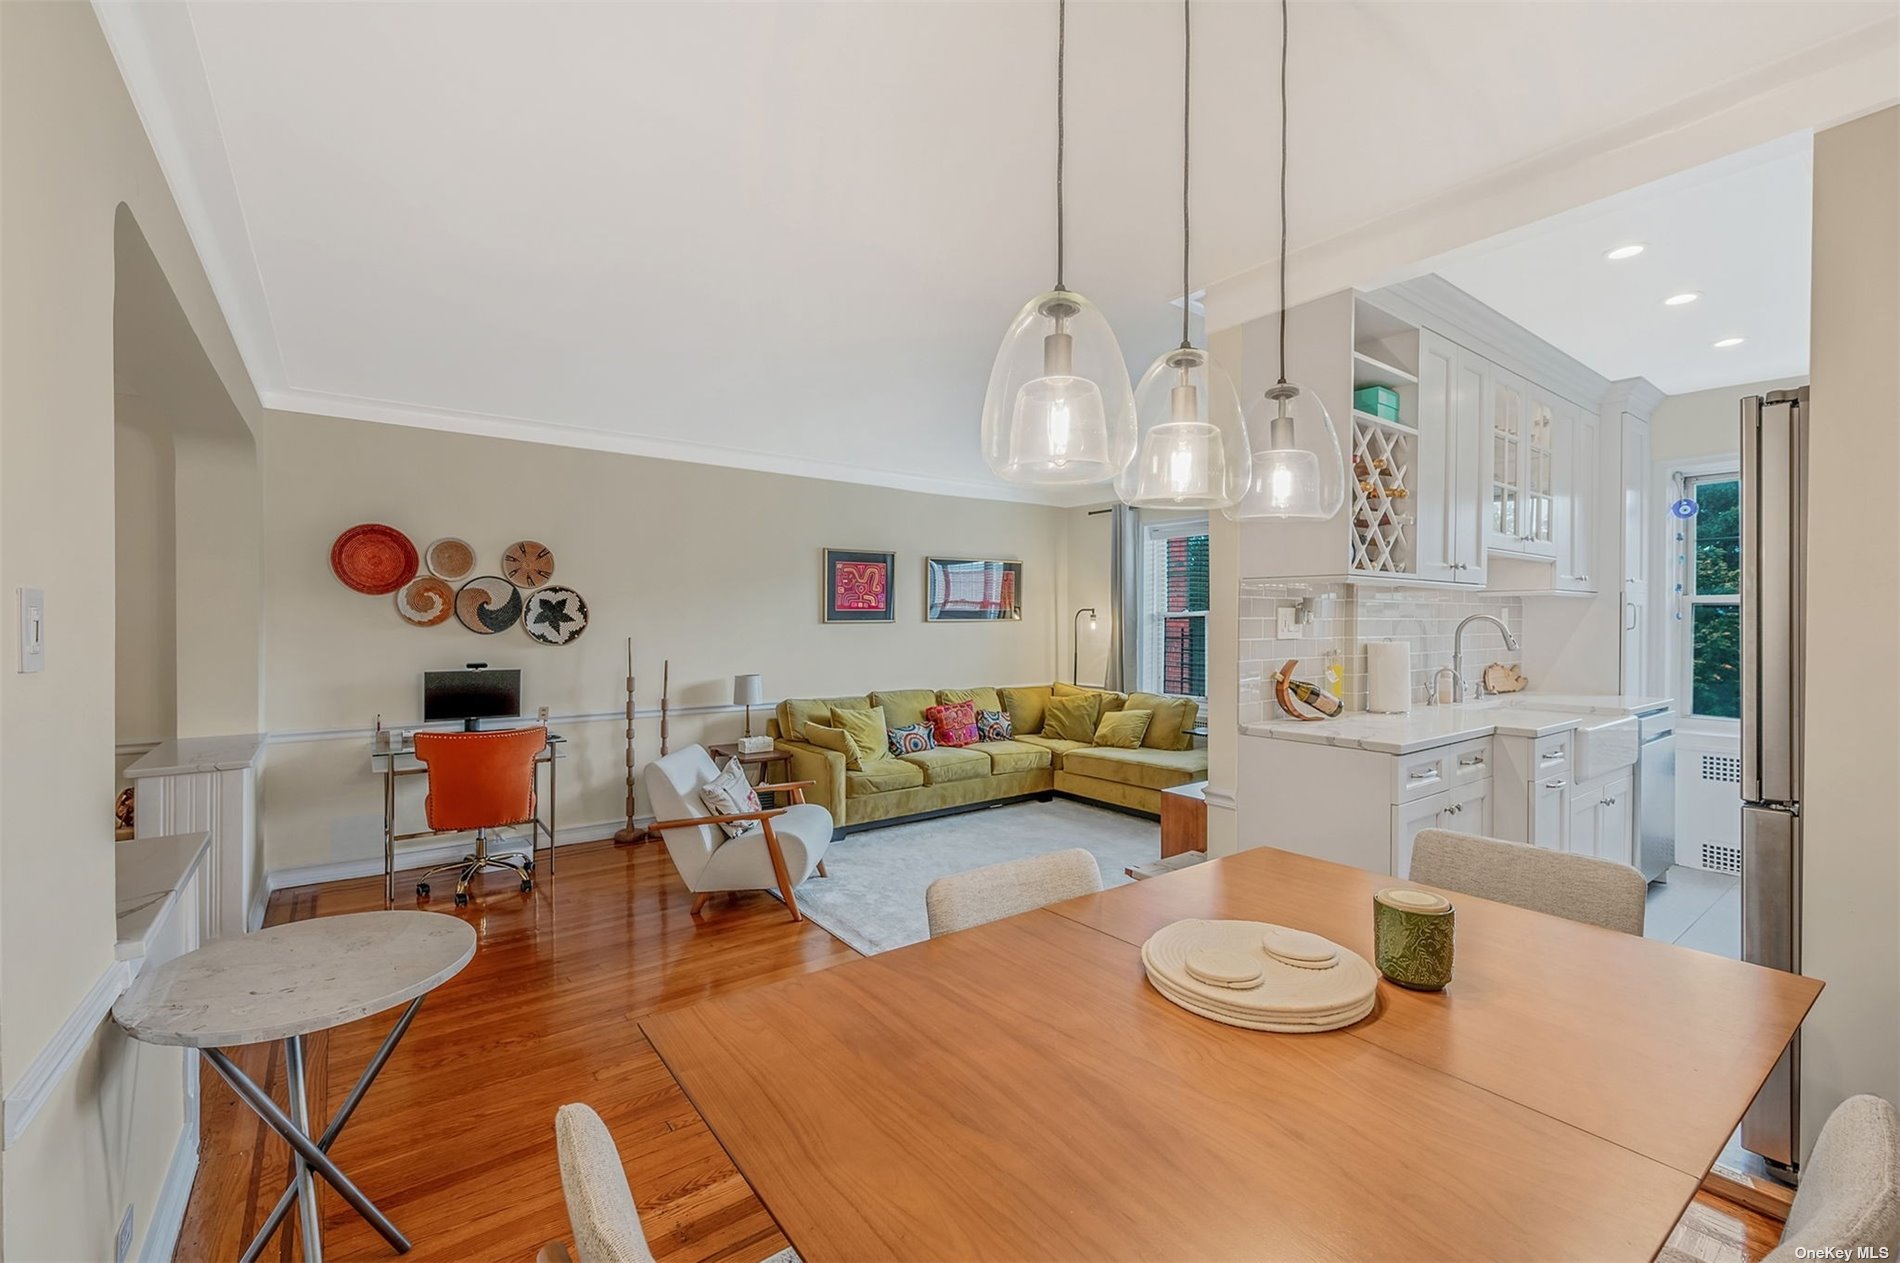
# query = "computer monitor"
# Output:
<box><xmin>422</xmin><ymin>668</ymin><xmax>522</xmax><ymax>731</ymax></box>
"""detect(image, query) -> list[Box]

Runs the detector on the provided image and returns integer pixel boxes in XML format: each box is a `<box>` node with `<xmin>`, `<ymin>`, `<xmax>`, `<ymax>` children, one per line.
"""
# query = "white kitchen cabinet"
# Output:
<box><xmin>1483</xmin><ymin>366</ymin><xmax>1559</xmax><ymax>560</ymax></box>
<box><xmin>1568</xmin><ymin>771</ymin><xmax>1635</xmax><ymax>865</ymax></box>
<box><xmin>1621</xmin><ymin>412</ymin><xmax>1652</xmax><ymax>693</ymax></box>
<box><xmin>1392</xmin><ymin>778</ymin><xmax>1493</xmax><ymax>878</ymax></box>
<box><xmin>1531</xmin><ymin>773</ymin><xmax>1572</xmax><ymax>851</ymax></box>
<box><xmin>1415</xmin><ymin>330</ymin><xmax>1487</xmax><ymax>586</ymax></box>
<box><xmin>1555</xmin><ymin>403</ymin><xmax>1598</xmax><ymax>593</ymax></box>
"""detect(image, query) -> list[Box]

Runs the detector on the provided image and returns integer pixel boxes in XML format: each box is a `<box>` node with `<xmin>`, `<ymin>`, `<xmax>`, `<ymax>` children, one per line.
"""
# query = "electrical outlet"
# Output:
<box><xmin>1276</xmin><ymin>607</ymin><xmax>1304</xmax><ymax>639</ymax></box>
<box><xmin>18</xmin><ymin>587</ymin><xmax>44</xmax><ymax>673</ymax></box>
<box><xmin>114</xmin><ymin>1205</ymin><xmax>133</xmax><ymax>1263</ymax></box>
<box><xmin>537</xmin><ymin>705</ymin><xmax>549</xmax><ymax>723</ymax></box>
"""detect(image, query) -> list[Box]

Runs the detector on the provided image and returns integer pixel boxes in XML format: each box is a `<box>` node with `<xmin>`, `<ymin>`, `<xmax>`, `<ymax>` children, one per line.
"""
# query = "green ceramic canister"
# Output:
<box><xmin>1373</xmin><ymin>888</ymin><xmax>1456</xmax><ymax>990</ymax></box>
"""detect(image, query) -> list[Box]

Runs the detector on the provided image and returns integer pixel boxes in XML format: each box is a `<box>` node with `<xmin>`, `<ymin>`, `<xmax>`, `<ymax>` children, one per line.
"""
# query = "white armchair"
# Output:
<box><xmin>643</xmin><ymin>745</ymin><xmax>833</xmax><ymax>922</ymax></box>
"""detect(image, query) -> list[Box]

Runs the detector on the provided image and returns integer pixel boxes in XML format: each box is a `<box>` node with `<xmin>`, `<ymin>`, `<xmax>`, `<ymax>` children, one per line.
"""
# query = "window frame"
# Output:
<box><xmin>1676</xmin><ymin>467</ymin><xmax>1742</xmax><ymax>722</ymax></box>
<box><xmin>1138</xmin><ymin>516</ymin><xmax>1210</xmax><ymax>702</ymax></box>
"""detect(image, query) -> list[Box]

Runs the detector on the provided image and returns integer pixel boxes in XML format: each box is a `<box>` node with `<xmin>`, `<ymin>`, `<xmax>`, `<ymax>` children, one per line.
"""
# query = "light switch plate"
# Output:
<box><xmin>18</xmin><ymin>588</ymin><xmax>44</xmax><ymax>672</ymax></box>
<box><xmin>1276</xmin><ymin>607</ymin><xmax>1304</xmax><ymax>639</ymax></box>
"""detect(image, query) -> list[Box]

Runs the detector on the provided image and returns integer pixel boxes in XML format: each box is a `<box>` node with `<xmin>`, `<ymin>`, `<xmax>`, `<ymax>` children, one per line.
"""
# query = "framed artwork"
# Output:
<box><xmin>924</xmin><ymin>557</ymin><xmax>1022</xmax><ymax>622</ymax></box>
<box><xmin>823</xmin><ymin>548</ymin><xmax>895</xmax><ymax>623</ymax></box>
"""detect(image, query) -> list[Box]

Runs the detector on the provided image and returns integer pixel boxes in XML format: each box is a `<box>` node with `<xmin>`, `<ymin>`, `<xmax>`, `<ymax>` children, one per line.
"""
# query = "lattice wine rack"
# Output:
<box><xmin>1350</xmin><ymin>414</ymin><xmax>1414</xmax><ymax>575</ymax></box>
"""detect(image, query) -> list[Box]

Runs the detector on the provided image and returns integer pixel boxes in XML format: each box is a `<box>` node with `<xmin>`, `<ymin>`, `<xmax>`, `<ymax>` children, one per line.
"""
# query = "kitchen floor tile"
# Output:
<box><xmin>1645</xmin><ymin>865</ymin><xmax>1736</xmax><ymax>944</ymax></box>
<box><xmin>1674</xmin><ymin>885</ymin><xmax>1743</xmax><ymax>960</ymax></box>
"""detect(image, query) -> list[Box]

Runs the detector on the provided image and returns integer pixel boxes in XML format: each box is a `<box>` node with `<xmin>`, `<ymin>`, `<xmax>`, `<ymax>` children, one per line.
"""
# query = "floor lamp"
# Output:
<box><xmin>1072</xmin><ymin>608</ymin><xmax>1098</xmax><ymax>685</ymax></box>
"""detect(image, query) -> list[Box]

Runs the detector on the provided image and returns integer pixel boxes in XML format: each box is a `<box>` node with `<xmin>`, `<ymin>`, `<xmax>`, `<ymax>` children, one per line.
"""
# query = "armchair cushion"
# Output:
<box><xmin>830</xmin><ymin>706</ymin><xmax>894</xmax><ymax>767</ymax></box>
<box><xmin>1042</xmin><ymin>692</ymin><xmax>1102</xmax><ymax>743</ymax></box>
<box><xmin>698</xmin><ymin>759</ymin><xmax>763</xmax><ymax>839</ymax></box>
<box><xmin>698</xmin><ymin>802</ymin><xmax>833</xmax><ymax>892</ymax></box>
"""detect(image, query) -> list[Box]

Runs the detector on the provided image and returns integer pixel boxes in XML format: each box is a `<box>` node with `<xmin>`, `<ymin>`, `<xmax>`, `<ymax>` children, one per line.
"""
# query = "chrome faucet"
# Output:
<box><xmin>1450</xmin><ymin>614</ymin><xmax>1520</xmax><ymax>703</ymax></box>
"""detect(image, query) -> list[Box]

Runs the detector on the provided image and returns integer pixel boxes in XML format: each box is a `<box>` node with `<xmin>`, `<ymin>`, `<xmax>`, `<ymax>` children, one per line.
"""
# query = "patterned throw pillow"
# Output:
<box><xmin>975</xmin><ymin>709</ymin><xmax>1013</xmax><ymax>742</ymax></box>
<box><xmin>924</xmin><ymin>700</ymin><xmax>980</xmax><ymax>747</ymax></box>
<box><xmin>887</xmin><ymin>722</ymin><xmax>936</xmax><ymax>756</ymax></box>
<box><xmin>698</xmin><ymin>758</ymin><xmax>763</xmax><ymax>839</ymax></box>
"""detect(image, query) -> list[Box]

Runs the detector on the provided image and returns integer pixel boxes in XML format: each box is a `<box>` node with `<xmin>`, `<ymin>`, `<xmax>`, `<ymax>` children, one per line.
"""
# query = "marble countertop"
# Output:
<box><xmin>125</xmin><ymin>732</ymin><xmax>266</xmax><ymax>779</ymax></box>
<box><xmin>113</xmin><ymin>911</ymin><xmax>476</xmax><ymax>1047</ymax></box>
<box><xmin>1242</xmin><ymin>693</ymin><xmax>1675</xmax><ymax>755</ymax></box>
<box><xmin>115</xmin><ymin>832</ymin><xmax>211</xmax><ymax>963</ymax></box>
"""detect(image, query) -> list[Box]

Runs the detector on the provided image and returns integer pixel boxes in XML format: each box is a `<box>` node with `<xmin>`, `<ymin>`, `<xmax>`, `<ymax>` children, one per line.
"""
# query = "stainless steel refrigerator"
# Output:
<box><xmin>1740</xmin><ymin>386</ymin><xmax>1806</xmax><ymax>1170</ymax></box>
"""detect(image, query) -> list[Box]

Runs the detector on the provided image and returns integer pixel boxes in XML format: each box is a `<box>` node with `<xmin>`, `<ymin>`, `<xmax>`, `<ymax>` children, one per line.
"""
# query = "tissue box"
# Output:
<box><xmin>737</xmin><ymin>734</ymin><xmax>775</xmax><ymax>754</ymax></box>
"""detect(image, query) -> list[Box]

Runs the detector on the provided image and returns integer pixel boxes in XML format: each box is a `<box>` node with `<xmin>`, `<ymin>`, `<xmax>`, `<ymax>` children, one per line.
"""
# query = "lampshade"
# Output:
<box><xmin>1230</xmin><ymin>381</ymin><xmax>1346</xmax><ymax>520</ymax></box>
<box><xmin>732</xmin><ymin>674</ymin><xmax>763</xmax><ymax>706</ymax></box>
<box><xmin>1117</xmin><ymin>347</ymin><xmax>1250</xmax><ymax>510</ymax></box>
<box><xmin>982</xmin><ymin>291</ymin><xmax>1137</xmax><ymax>485</ymax></box>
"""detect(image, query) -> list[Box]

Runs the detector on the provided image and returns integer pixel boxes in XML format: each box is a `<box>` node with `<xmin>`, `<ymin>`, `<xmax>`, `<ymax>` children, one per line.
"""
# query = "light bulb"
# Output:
<box><xmin>983</xmin><ymin>292</ymin><xmax>1135</xmax><ymax>486</ymax></box>
<box><xmin>1088</xmin><ymin>615</ymin><xmax>1098</xmax><ymax>631</ymax></box>
<box><xmin>1230</xmin><ymin>381</ymin><xmax>1345</xmax><ymax>521</ymax></box>
<box><xmin>1119</xmin><ymin>347</ymin><xmax>1246</xmax><ymax>509</ymax></box>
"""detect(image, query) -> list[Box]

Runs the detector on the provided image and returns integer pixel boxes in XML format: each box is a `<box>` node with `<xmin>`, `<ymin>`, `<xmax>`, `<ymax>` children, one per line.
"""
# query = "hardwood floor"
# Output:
<box><xmin>174</xmin><ymin>836</ymin><xmax>1784</xmax><ymax>1262</ymax></box>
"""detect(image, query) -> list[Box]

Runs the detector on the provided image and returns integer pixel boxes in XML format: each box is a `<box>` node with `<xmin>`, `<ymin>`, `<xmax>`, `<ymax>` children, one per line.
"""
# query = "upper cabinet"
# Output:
<box><xmin>1486</xmin><ymin>372</ymin><xmax>1558</xmax><ymax>560</ymax></box>
<box><xmin>1414</xmin><ymin>331</ymin><xmax>1486</xmax><ymax>585</ymax></box>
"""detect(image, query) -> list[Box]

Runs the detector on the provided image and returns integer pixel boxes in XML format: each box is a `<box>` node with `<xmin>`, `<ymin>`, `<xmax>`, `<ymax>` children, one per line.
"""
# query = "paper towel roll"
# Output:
<box><xmin>1366</xmin><ymin>640</ymin><xmax>1411</xmax><ymax>714</ymax></box>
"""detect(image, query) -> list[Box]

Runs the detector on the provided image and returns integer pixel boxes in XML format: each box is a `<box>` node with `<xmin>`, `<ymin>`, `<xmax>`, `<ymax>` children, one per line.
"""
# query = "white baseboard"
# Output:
<box><xmin>137</xmin><ymin>1111</ymin><xmax>200</xmax><ymax>1263</ymax></box>
<box><xmin>265</xmin><ymin>818</ymin><xmax>633</xmax><ymax>895</ymax></box>
<box><xmin>247</xmin><ymin>881</ymin><xmax>270</xmax><ymax>933</ymax></box>
<box><xmin>2</xmin><ymin>959</ymin><xmax>134</xmax><ymax>1149</ymax></box>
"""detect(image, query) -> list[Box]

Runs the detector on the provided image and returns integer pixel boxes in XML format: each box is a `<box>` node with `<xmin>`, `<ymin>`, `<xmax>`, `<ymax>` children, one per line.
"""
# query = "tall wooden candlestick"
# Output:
<box><xmin>613</xmin><ymin>636</ymin><xmax>642</xmax><ymax>844</ymax></box>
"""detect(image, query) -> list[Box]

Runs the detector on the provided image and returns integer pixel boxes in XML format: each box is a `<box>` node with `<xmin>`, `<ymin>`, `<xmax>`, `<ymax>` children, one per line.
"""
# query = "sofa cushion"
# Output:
<box><xmin>1125</xmin><ymin>692</ymin><xmax>1198</xmax><ymax>751</ymax></box>
<box><xmin>999</xmin><ymin>685</ymin><xmax>1052</xmax><ymax>737</ymax></box>
<box><xmin>899</xmin><ymin>746</ymin><xmax>990</xmax><ymax>785</ymax></box>
<box><xmin>870</xmin><ymin>689</ymin><xmax>940</xmax><ymax>729</ymax></box>
<box><xmin>846</xmin><ymin>760</ymin><xmax>927</xmax><ymax>796</ymax></box>
<box><xmin>1095</xmin><ymin>709</ymin><xmax>1152</xmax><ymax>749</ymax></box>
<box><xmin>805</xmin><ymin>722</ymin><xmax>868</xmax><ymax>771</ymax></box>
<box><xmin>970</xmin><ymin>739</ymin><xmax>1051</xmax><ymax>775</ymax></box>
<box><xmin>1043</xmin><ymin>692</ymin><xmax>1102</xmax><ymax>743</ymax></box>
<box><xmin>924</xmin><ymin>700</ymin><xmax>979</xmax><ymax>747</ymax></box>
<box><xmin>778</xmin><ymin>695</ymin><xmax>870</xmax><ymax>742</ymax></box>
<box><xmin>831</xmin><ymin>706</ymin><xmax>894</xmax><ymax>768</ymax></box>
<box><xmin>1015</xmin><ymin>734</ymin><xmax>1090</xmax><ymax>769</ymax></box>
<box><xmin>938</xmin><ymin>687</ymin><xmax>1003</xmax><ymax>714</ymax></box>
<box><xmin>1061</xmin><ymin>745</ymin><xmax>1209</xmax><ymax>790</ymax></box>
<box><xmin>887</xmin><ymin>721</ymin><xmax>936</xmax><ymax>756</ymax></box>
<box><xmin>1054</xmin><ymin>682</ymin><xmax>1126</xmax><ymax>714</ymax></box>
<box><xmin>975</xmin><ymin>708</ymin><xmax>1013</xmax><ymax>742</ymax></box>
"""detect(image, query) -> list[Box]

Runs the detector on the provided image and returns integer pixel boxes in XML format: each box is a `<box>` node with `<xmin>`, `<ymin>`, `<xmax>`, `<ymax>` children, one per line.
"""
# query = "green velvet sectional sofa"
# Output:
<box><xmin>770</xmin><ymin>684</ymin><xmax>1209</xmax><ymax>833</ymax></box>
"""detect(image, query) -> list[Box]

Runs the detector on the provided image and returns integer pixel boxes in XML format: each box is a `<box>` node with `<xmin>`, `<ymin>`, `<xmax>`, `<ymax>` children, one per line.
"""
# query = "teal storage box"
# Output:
<box><xmin>1354</xmin><ymin>385</ymin><xmax>1400</xmax><ymax>421</ymax></box>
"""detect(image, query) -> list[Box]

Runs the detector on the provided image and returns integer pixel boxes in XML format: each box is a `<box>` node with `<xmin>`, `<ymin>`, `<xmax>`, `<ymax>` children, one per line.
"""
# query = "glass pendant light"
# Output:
<box><xmin>1231</xmin><ymin>0</ymin><xmax>1344</xmax><ymax>521</ymax></box>
<box><xmin>1117</xmin><ymin>0</ymin><xmax>1249</xmax><ymax>511</ymax></box>
<box><xmin>981</xmin><ymin>0</ymin><xmax>1136</xmax><ymax>486</ymax></box>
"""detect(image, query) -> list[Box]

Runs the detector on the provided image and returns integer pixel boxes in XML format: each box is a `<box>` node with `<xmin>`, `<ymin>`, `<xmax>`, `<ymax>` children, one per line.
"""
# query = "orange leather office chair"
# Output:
<box><xmin>412</xmin><ymin>726</ymin><xmax>547</xmax><ymax>906</ymax></box>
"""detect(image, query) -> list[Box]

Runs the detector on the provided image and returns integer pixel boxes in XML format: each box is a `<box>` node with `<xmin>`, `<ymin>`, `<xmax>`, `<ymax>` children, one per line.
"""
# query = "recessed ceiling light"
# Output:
<box><xmin>1713</xmin><ymin>337</ymin><xmax>1745</xmax><ymax>348</ymax></box>
<box><xmin>1664</xmin><ymin>292</ymin><xmax>1700</xmax><ymax>306</ymax></box>
<box><xmin>1604</xmin><ymin>244</ymin><xmax>1646</xmax><ymax>260</ymax></box>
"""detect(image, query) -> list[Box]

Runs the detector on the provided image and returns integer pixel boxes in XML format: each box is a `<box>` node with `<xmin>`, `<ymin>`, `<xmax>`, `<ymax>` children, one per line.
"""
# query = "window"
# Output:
<box><xmin>1140</xmin><ymin>519</ymin><xmax>1209</xmax><ymax>698</ymax></box>
<box><xmin>1680</xmin><ymin>472</ymin><xmax>1741</xmax><ymax>719</ymax></box>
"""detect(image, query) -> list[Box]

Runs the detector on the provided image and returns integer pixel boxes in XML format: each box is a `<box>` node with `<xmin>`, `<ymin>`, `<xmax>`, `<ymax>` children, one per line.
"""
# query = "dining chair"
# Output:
<box><xmin>411</xmin><ymin>726</ymin><xmax>547</xmax><ymax>906</ymax></box>
<box><xmin>1659</xmin><ymin>1095</ymin><xmax>1900</xmax><ymax>1262</ymax></box>
<box><xmin>925</xmin><ymin>847</ymin><xmax>1103</xmax><ymax>937</ymax></box>
<box><xmin>643</xmin><ymin>745</ymin><xmax>831</xmax><ymax>922</ymax></box>
<box><xmin>1409</xmin><ymin>828</ymin><xmax>1646</xmax><ymax>935</ymax></box>
<box><xmin>539</xmin><ymin>1103</ymin><xmax>798</xmax><ymax>1263</ymax></box>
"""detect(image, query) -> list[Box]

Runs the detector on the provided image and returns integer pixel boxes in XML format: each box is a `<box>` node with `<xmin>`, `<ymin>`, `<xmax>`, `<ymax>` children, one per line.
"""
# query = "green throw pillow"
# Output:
<box><xmin>1125</xmin><ymin>692</ymin><xmax>1197</xmax><ymax>751</ymax></box>
<box><xmin>1095</xmin><ymin>709</ymin><xmax>1152</xmax><ymax>749</ymax></box>
<box><xmin>804</xmin><ymin>722</ymin><xmax>865</xmax><ymax>770</ymax></box>
<box><xmin>1054</xmin><ymin>681</ymin><xmax>1126</xmax><ymax>714</ymax></box>
<box><xmin>1042</xmin><ymin>692</ymin><xmax>1101</xmax><ymax>744</ymax></box>
<box><xmin>999</xmin><ymin>686</ymin><xmax>1051</xmax><ymax>737</ymax></box>
<box><xmin>830</xmin><ymin>706</ymin><xmax>892</xmax><ymax>767</ymax></box>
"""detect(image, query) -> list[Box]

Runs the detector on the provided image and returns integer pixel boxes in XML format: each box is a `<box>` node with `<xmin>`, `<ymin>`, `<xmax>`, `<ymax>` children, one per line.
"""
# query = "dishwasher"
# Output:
<box><xmin>1636</xmin><ymin>709</ymin><xmax>1676</xmax><ymax>883</ymax></box>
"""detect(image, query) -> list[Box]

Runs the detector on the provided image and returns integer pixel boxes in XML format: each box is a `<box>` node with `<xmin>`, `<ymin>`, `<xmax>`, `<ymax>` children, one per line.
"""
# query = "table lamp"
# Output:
<box><xmin>733</xmin><ymin>674</ymin><xmax>771</xmax><ymax>753</ymax></box>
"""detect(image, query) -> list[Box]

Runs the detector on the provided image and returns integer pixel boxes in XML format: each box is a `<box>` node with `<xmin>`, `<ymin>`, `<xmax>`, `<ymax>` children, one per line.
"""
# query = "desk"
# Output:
<box><xmin>372</xmin><ymin>731</ymin><xmax>563</xmax><ymax>906</ymax></box>
<box><xmin>644</xmin><ymin>847</ymin><xmax>1822</xmax><ymax>1261</ymax></box>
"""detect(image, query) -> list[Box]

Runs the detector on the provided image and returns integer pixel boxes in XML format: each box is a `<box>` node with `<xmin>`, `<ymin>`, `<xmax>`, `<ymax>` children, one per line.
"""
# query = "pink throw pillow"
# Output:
<box><xmin>924</xmin><ymin>700</ymin><xmax>979</xmax><ymax>747</ymax></box>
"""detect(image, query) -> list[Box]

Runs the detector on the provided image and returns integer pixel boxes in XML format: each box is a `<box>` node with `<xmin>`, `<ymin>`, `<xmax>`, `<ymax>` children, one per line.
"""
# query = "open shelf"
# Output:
<box><xmin>1352</xmin><ymin>408</ymin><xmax>1419</xmax><ymax>437</ymax></box>
<box><xmin>1352</xmin><ymin>349</ymin><xmax>1419</xmax><ymax>390</ymax></box>
<box><xmin>1349</xmin><ymin>414</ymin><xmax>1415</xmax><ymax>577</ymax></box>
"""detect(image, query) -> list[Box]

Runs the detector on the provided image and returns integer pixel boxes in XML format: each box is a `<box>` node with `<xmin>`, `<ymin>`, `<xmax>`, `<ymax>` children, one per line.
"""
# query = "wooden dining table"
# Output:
<box><xmin>641</xmin><ymin>846</ymin><xmax>1822</xmax><ymax>1262</ymax></box>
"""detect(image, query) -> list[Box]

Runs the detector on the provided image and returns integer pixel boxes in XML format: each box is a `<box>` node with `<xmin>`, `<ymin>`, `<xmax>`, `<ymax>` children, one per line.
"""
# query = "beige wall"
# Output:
<box><xmin>1802</xmin><ymin>105</ymin><xmax>1899</xmax><ymax>1159</ymax></box>
<box><xmin>258</xmin><ymin>410</ymin><xmax>1071</xmax><ymax>875</ymax></box>
<box><xmin>115</xmin><ymin>400</ymin><xmax>179</xmax><ymax>748</ymax></box>
<box><xmin>1059</xmin><ymin>506</ymin><xmax>1113</xmax><ymax>688</ymax></box>
<box><xmin>0</xmin><ymin>3</ymin><xmax>261</xmax><ymax>1257</ymax></box>
<box><xmin>1651</xmin><ymin>375</ymin><xmax>1808</xmax><ymax>466</ymax></box>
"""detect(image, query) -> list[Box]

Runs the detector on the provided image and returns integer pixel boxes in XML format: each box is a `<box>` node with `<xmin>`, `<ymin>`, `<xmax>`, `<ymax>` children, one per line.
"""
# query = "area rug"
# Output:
<box><xmin>788</xmin><ymin>798</ymin><xmax>1158</xmax><ymax>956</ymax></box>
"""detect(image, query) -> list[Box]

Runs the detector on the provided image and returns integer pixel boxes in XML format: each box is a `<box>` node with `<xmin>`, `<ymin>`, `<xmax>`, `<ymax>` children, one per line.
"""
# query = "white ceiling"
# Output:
<box><xmin>1432</xmin><ymin>134</ymin><xmax>1813</xmax><ymax>396</ymax></box>
<box><xmin>98</xmin><ymin>1</ymin><xmax>1895</xmax><ymax>500</ymax></box>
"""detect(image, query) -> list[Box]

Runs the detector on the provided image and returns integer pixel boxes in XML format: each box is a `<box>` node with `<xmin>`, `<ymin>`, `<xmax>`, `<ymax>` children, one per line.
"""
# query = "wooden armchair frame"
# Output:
<box><xmin>647</xmin><ymin>780</ymin><xmax>827</xmax><ymax>922</ymax></box>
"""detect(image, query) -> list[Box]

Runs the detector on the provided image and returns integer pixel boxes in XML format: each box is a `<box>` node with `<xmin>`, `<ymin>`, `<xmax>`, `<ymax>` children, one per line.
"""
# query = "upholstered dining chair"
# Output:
<box><xmin>1409</xmin><ymin>829</ymin><xmax>1646</xmax><ymax>935</ymax></box>
<box><xmin>1659</xmin><ymin>1095</ymin><xmax>1900</xmax><ymax>1262</ymax></box>
<box><xmin>925</xmin><ymin>847</ymin><xmax>1103</xmax><ymax>938</ymax></box>
<box><xmin>643</xmin><ymin>745</ymin><xmax>831</xmax><ymax>922</ymax></box>
<box><xmin>539</xmin><ymin>1103</ymin><xmax>797</xmax><ymax>1263</ymax></box>
<box><xmin>411</xmin><ymin>725</ymin><xmax>547</xmax><ymax>906</ymax></box>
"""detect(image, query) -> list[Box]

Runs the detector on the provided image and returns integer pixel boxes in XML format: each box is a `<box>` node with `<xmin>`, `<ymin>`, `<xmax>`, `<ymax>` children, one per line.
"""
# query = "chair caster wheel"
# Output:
<box><xmin>524</xmin><ymin>859</ymin><xmax>535</xmax><ymax>873</ymax></box>
<box><xmin>519</xmin><ymin>879</ymin><xmax>533</xmax><ymax>892</ymax></box>
<box><xmin>416</xmin><ymin>882</ymin><xmax>430</xmax><ymax>898</ymax></box>
<box><xmin>454</xmin><ymin>892</ymin><xmax>469</xmax><ymax>907</ymax></box>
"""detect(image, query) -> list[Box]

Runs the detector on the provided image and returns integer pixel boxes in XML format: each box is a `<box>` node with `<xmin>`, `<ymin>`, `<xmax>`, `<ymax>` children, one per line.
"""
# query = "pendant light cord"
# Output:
<box><xmin>1276</xmin><ymin>0</ymin><xmax>1289</xmax><ymax>385</ymax></box>
<box><xmin>1180</xmin><ymin>0</ymin><xmax>1192</xmax><ymax>350</ymax></box>
<box><xmin>1055</xmin><ymin>0</ymin><xmax>1067</xmax><ymax>293</ymax></box>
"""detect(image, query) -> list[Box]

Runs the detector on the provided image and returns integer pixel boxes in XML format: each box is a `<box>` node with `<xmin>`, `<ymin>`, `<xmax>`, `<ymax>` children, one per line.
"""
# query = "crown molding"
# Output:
<box><xmin>1372</xmin><ymin>276</ymin><xmax>1612</xmax><ymax>408</ymax></box>
<box><xmin>261</xmin><ymin>387</ymin><xmax>1093</xmax><ymax>508</ymax></box>
<box><xmin>1601</xmin><ymin>377</ymin><xmax>1668</xmax><ymax>422</ymax></box>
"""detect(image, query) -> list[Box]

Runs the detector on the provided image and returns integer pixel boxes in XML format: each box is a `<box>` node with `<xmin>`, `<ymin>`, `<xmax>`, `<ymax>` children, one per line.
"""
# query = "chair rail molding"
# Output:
<box><xmin>2</xmin><ymin>959</ymin><xmax>135</xmax><ymax>1148</ymax></box>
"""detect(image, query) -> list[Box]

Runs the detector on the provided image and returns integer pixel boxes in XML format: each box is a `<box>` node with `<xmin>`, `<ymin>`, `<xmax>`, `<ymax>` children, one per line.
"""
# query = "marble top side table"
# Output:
<box><xmin>115</xmin><ymin>910</ymin><xmax>476</xmax><ymax>1262</ymax></box>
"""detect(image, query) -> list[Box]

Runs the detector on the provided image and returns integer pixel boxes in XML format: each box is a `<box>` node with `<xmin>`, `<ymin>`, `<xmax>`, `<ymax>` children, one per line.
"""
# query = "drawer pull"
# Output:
<box><xmin>1458</xmin><ymin>754</ymin><xmax>1485</xmax><ymax>768</ymax></box>
<box><xmin>1407</xmin><ymin>768</ymin><xmax>1440</xmax><ymax>782</ymax></box>
<box><xmin>1544</xmin><ymin>779</ymin><xmax>1566</xmax><ymax>789</ymax></box>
